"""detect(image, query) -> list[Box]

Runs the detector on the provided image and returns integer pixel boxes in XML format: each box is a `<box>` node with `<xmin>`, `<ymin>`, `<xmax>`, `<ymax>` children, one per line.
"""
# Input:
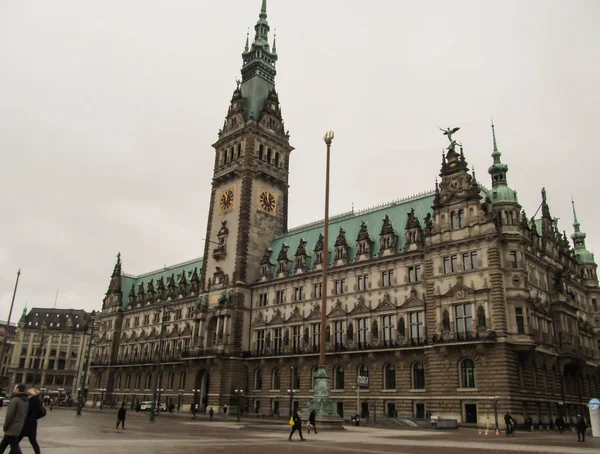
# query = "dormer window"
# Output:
<box><xmin>355</xmin><ymin>222</ymin><xmax>373</xmax><ymax>260</ymax></box>
<box><xmin>334</xmin><ymin>228</ymin><xmax>349</xmax><ymax>263</ymax></box>
<box><xmin>314</xmin><ymin>252</ymin><xmax>323</xmax><ymax>265</ymax></box>
<box><xmin>277</xmin><ymin>245</ymin><xmax>290</xmax><ymax>275</ymax></box>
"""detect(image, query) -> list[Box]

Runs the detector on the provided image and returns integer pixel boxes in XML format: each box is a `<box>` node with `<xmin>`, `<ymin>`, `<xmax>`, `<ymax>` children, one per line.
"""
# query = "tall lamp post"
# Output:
<box><xmin>0</xmin><ymin>269</ymin><xmax>20</xmax><ymax>388</ymax></box>
<box><xmin>98</xmin><ymin>388</ymin><xmax>106</xmax><ymax>410</ymax></box>
<box><xmin>310</xmin><ymin>131</ymin><xmax>338</xmax><ymax>419</ymax></box>
<box><xmin>76</xmin><ymin>311</ymin><xmax>96</xmax><ymax>416</ymax></box>
<box><xmin>490</xmin><ymin>396</ymin><xmax>500</xmax><ymax>431</ymax></box>
<box><xmin>287</xmin><ymin>388</ymin><xmax>297</xmax><ymax>417</ymax></box>
<box><xmin>149</xmin><ymin>303</ymin><xmax>170</xmax><ymax>423</ymax></box>
<box><xmin>234</xmin><ymin>389</ymin><xmax>244</xmax><ymax>422</ymax></box>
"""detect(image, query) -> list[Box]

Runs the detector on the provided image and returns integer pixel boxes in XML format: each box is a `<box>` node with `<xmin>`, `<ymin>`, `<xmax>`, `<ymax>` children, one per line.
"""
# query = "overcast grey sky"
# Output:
<box><xmin>1</xmin><ymin>0</ymin><xmax>599</xmax><ymax>318</ymax></box>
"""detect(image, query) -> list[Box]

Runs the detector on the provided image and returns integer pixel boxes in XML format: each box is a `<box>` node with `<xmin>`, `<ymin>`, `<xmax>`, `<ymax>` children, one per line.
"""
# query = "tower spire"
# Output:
<box><xmin>486</xmin><ymin>121</ymin><xmax>518</xmax><ymax>203</ymax></box>
<box><xmin>261</xmin><ymin>0</ymin><xmax>267</xmax><ymax>18</ymax></box>
<box><xmin>245</xmin><ymin>28</ymin><xmax>249</xmax><ymax>52</ymax></box>
<box><xmin>571</xmin><ymin>198</ymin><xmax>580</xmax><ymax>232</ymax></box>
<box><xmin>570</xmin><ymin>199</ymin><xmax>595</xmax><ymax>264</ymax></box>
<box><xmin>272</xmin><ymin>30</ymin><xmax>277</xmax><ymax>54</ymax></box>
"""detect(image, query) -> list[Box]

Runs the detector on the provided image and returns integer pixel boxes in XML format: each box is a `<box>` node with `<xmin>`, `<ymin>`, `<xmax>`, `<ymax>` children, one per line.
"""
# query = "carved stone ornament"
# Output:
<box><xmin>167</xmin><ymin>274</ymin><xmax>176</xmax><ymax>298</ymax></box>
<box><xmin>260</xmin><ymin>248</ymin><xmax>272</xmax><ymax>266</ymax></box>
<box><xmin>357</xmin><ymin>222</ymin><xmax>370</xmax><ymax>242</ymax></box>
<box><xmin>477</xmin><ymin>306</ymin><xmax>486</xmax><ymax>328</ymax></box>
<box><xmin>405</xmin><ymin>208</ymin><xmax>421</xmax><ymax>230</ymax></box>
<box><xmin>190</xmin><ymin>267</ymin><xmax>200</xmax><ymax>293</ymax></box>
<box><xmin>380</xmin><ymin>215</ymin><xmax>394</xmax><ymax>236</ymax></box>
<box><xmin>295</xmin><ymin>239</ymin><xmax>307</xmax><ymax>257</ymax></box>
<box><xmin>178</xmin><ymin>271</ymin><xmax>188</xmax><ymax>296</ymax></box>
<box><xmin>277</xmin><ymin>244</ymin><xmax>289</xmax><ymax>261</ymax></box>
<box><xmin>157</xmin><ymin>277</ymin><xmax>166</xmax><ymax>300</ymax></box>
<box><xmin>334</xmin><ymin>227</ymin><xmax>348</xmax><ymax>247</ymax></box>
<box><xmin>213</xmin><ymin>267</ymin><xmax>225</xmax><ymax>286</ymax></box>
<box><xmin>314</xmin><ymin>233</ymin><xmax>324</xmax><ymax>252</ymax></box>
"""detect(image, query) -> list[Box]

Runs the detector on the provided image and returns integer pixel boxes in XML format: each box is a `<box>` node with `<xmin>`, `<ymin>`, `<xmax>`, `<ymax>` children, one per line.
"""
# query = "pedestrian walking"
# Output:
<box><xmin>223</xmin><ymin>405</ymin><xmax>227</xmax><ymax>417</ymax></box>
<box><xmin>116</xmin><ymin>402</ymin><xmax>126</xmax><ymax>430</ymax></box>
<box><xmin>555</xmin><ymin>416</ymin><xmax>565</xmax><ymax>433</ymax></box>
<box><xmin>0</xmin><ymin>399</ymin><xmax>4</xmax><ymax>410</ymax></box>
<box><xmin>0</xmin><ymin>384</ymin><xmax>29</xmax><ymax>454</ymax></box>
<box><xmin>504</xmin><ymin>411</ymin><xmax>515</xmax><ymax>436</ymax></box>
<box><xmin>575</xmin><ymin>415</ymin><xmax>588</xmax><ymax>442</ymax></box>
<box><xmin>209</xmin><ymin>407</ymin><xmax>214</xmax><ymax>420</ymax></box>
<box><xmin>14</xmin><ymin>388</ymin><xmax>45</xmax><ymax>454</ymax></box>
<box><xmin>288</xmin><ymin>409</ymin><xmax>304</xmax><ymax>441</ymax></box>
<box><xmin>307</xmin><ymin>409</ymin><xmax>317</xmax><ymax>434</ymax></box>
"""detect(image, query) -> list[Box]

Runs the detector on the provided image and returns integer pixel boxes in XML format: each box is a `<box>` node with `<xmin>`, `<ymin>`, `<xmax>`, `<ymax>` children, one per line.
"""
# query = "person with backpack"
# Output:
<box><xmin>14</xmin><ymin>388</ymin><xmax>45</xmax><ymax>454</ymax></box>
<box><xmin>0</xmin><ymin>384</ymin><xmax>29</xmax><ymax>454</ymax></box>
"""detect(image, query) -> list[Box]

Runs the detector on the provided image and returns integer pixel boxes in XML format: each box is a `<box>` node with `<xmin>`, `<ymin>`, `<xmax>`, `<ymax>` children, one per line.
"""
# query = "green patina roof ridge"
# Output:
<box><xmin>122</xmin><ymin>256</ymin><xmax>204</xmax><ymax>279</ymax></box>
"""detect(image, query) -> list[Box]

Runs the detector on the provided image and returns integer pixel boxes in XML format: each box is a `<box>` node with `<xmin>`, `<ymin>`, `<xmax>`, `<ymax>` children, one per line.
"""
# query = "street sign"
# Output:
<box><xmin>589</xmin><ymin>398</ymin><xmax>600</xmax><ymax>410</ymax></box>
<box><xmin>358</xmin><ymin>376</ymin><xmax>368</xmax><ymax>387</ymax></box>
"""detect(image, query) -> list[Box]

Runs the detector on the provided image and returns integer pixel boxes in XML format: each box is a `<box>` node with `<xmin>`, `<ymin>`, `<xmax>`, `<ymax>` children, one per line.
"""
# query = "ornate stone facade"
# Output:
<box><xmin>88</xmin><ymin>2</ymin><xmax>600</xmax><ymax>425</ymax></box>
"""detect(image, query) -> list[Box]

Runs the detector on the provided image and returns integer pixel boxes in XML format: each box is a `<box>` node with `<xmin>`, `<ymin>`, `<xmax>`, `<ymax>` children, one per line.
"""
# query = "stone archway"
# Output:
<box><xmin>195</xmin><ymin>369</ymin><xmax>210</xmax><ymax>413</ymax></box>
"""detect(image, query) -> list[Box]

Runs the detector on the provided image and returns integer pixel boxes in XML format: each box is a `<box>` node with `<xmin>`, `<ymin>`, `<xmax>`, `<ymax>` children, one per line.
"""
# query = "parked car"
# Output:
<box><xmin>140</xmin><ymin>401</ymin><xmax>167</xmax><ymax>412</ymax></box>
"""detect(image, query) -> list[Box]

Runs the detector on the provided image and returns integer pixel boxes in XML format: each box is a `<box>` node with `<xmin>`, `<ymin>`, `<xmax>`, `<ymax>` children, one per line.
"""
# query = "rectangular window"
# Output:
<box><xmin>409</xmin><ymin>311</ymin><xmax>424</xmax><ymax>341</ymax></box>
<box><xmin>515</xmin><ymin>307</ymin><xmax>525</xmax><ymax>334</ymax></box>
<box><xmin>292</xmin><ymin>326</ymin><xmax>301</xmax><ymax>350</ymax></box>
<box><xmin>275</xmin><ymin>290</ymin><xmax>285</xmax><ymax>304</ymax></box>
<box><xmin>314</xmin><ymin>283</ymin><xmax>322</xmax><ymax>298</ymax></box>
<box><xmin>293</xmin><ymin>286</ymin><xmax>305</xmax><ymax>301</ymax></box>
<box><xmin>408</xmin><ymin>265</ymin><xmax>422</xmax><ymax>283</ymax></box>
<box><xmin>450</xmin><ymin>212</ymin><xmax>457</xmax><ymax>230</ymax></box>
<box><xmin>357</xmin><ymin>318</ymin><xmax>369</xmax><ymax>344</ymax></box>
<box><xmin>256</xmin><ymin>330</ymin><xmax>265</xmax><ymax>354</ymax></box>
<box><xmin>311</xmin><ymin>323</ymin><xmax>320</xmax><ymax>347</ymax></box>
<box><xmin>258</xmin><ymin>293</ymin><xmax>268</xmax><ymax>307</ymax></box>
<box><xmin>143</xmin><ymin>315</ymin><xmax>150</xmax><ymax>325</ymax></box>
<box><xmin>274</xmin><ymin>328</ymin><xmax>283</xmax><ymax>353</ymax></box>
<box><xmin>509</xmin><ymin>251</ymin><xmax>518</xmax><ymax>268</ymax></box>
<box><xmin>314</xmin><ymin>252</ymin><xmax>323</xmax><ymax>265</ymax></box>
<box><xmin>381</xmin><ymin>270</ymin><xmax>395</xmax><ymax>287</ymax></box>
<box><xmin>458</xmin><ymin>209</ymin><xmax>465</xmax><ymax>228</ymax></box>
<box><xmin>357</xmin><ymin>275</ymin><xmax>369</xmax><ymax>291</ymax></box>
<box><xmin>593</xmin><ymin>299</ymin><xmax>598</xmax><ymax>312</ymax></box>
<box><xmin>382</xmin><ymin>315</ymin><xmax>393</xmax><ymax>342</ymax></box>
<box><xmin>125</xmin><ymin>318</ymin><xmax>131</xmax><ymax>328</ymax></box>
<box><xmin>455</xmin><ymin>304</ymin><xmax>472</xmax><ymax>337</ymax></box>
<box><xmin>335</xmin><ymin>279</ymin><xmax>346</xmax><ymax>295</ymax></box>
<box><xmin>134</xmin><ymin>317</ymin><xmax>140</xmax><ymax>327</ymax></box>
<box><xmin>443</xmin><ymin>255</ymin><xmax>458</xmax><ymax>274</ymax></box>
<box><xmin>462</xmin><ymin>251</ymin><xmax>478</xmax><ymax>270</ymax></box>
<box><xmin>334</xmin><ymin>321</ymin><xmax>344</xmax><ymax>346</ymax></box>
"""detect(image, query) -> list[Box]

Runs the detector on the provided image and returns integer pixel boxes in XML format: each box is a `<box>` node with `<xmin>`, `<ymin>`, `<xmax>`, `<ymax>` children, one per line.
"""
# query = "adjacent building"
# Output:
<box><xmin>10</xmin><ymin>308</ymin><xmax>92</xmax><ymax>398</ymax></box>
<box><xmin>0</xmin><ymin>321</ymin><xmax>17</xmax><ymax>391</ymax></box>
<box><xmin>89</xmin><ymin>1</ymin><xmax>600</xmax><ymax>424</ymax></box>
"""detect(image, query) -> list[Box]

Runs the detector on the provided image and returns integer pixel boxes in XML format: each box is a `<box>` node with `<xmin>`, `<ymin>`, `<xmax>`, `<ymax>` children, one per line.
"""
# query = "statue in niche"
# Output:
<box><xmin>266</xmin><ymin>331</ymin><xmax>271</xmax><ymax>348</ymax></box>
<box><xmin>398</xmin><ymin>317</ymin><xmax>405</xmax><ymax>337</ymax></box>
<box><xmin>303</xmin><ymin>328</ymin><xmax>309</xmax><ymax>344</ymax></box>
<box><xmin>371</xmin><ymin>320</ymin><xmax>378</xmax><ymax>339</ymax></box>
<box><xmin>346</xmin><ymin>323</ymin><xmax>354</xmax><ymax>342</ymax></box>
<box><xmin>442</xmin><ymin>310</ymin><xmax>450</xmax><ymax>331</ymax></box>
<box><xmin>284</xmin><ymin>329</ymin><xmax>290</xmax><ymax>346</ymax></box>
<box><xmin>326</xmin><ymin>326</ymin><xmax>331</xmax><ymax>343</ymax></box>
<box><xmin>477</xmin><ymin>306</ymin><xmax>486</xmax><ymax>328</ymax></box>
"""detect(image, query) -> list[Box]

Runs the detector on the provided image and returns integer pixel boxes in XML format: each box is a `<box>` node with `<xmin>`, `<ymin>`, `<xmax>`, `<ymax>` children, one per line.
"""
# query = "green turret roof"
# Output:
<box><xmin>571</xmin><ymin>200</ymin><xmax>595</xmax><ymax>264</ymax></box>
<box><xmin>488</xmin><ymin>122</ymin><xmax>518</xmax><ymax>204</ymax></box>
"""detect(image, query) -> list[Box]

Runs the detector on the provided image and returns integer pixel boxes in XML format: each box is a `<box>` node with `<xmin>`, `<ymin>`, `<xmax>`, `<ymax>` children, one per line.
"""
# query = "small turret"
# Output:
<box><xmin>487</xmin><ymin>122</ymin><xmax>518</xmax><ymax>204</ymax></box>
<box><xmin>571</xmin><ymin>199</ymin><xmax>595</xmax><ymax>264</ymax></box>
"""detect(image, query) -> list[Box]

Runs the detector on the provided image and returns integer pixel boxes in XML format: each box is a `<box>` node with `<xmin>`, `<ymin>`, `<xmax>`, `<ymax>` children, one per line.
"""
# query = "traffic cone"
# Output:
<box><xmin>485</xmin><ymin>429</ymin><xmax>488</xmax><ymax>436</ymax></box>
<box><xmin>478</xmin><ymin>428</ymin><xmax>482</xmax><ymax>435</ymax></box>
<box><xmin>495</xmin><ymin>429</ymin><xmax>499</xmax><ymax>436</ymax></box>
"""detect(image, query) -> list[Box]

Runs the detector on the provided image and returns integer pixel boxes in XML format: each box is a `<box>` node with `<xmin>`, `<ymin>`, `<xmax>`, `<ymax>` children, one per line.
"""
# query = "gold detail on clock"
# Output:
<box><xmin>257</xmin><ymin>187</ymin><xmax>277</xmax><ymax>216</ymax></box>
<box><xmin>218</xmin><ymin>186</ymin><xmax>236</xmax><ymax>214</ymax></box>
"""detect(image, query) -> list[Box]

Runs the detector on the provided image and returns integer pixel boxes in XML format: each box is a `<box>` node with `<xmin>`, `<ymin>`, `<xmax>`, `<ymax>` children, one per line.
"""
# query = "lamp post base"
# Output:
<box><xmin>307</xmin><ymin>366</ymin><xmax>346</xmax><ymax>430</ymax></box>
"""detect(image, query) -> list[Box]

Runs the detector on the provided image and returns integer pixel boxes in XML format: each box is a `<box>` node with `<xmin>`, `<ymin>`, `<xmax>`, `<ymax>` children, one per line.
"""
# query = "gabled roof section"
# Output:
<box><xmin>120</xmin><ymin>257</ymin><xmax>203</xmax><ymax>310</ymax></box>
<box><xmin>268</xmin><ymin>192</ymin><xmax>435</xmax><ymax>271</ymax></box>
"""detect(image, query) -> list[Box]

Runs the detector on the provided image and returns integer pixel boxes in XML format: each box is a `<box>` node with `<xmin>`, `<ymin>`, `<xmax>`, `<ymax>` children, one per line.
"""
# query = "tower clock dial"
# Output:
<box><xmin>258</xmin><ymin>188</ymin><xmax>277</xmax><ymax>215</ymax></box>
<box><xmin>218</xmin><ymin>187</ymin><xmax>236</xmax><ymax>214</ymax></box>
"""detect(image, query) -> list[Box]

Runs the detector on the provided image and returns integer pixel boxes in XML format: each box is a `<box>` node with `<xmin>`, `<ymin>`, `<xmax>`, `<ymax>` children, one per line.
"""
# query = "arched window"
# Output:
<box><xmin>412</xmin><ymin>362</ymin><xmax>425</xmax><ymax>389</ymax></box>
<box><xmin>358</xmin><ymin>364</ymin><xmax>369</xmax><ymax>389</ymax></box>
<box><xmin>458</xmin><ymin>209</ymin><xmax>465</xmax><ymax>228</ymax></box>
<box><xmin>125</xmin><ymin>374</ymin><xmax>131</xmax><ymax>389</ymax></box>
<box><xmin>167</xmin><ymin>371</ymin><xmax>175</xmax><ymax>389</ymax></box>
<box><xmin>145</xmin><ymin>372</ymin><xmax>152</xmax><ymax>389</ymax></box>
<box><xmin>95</xmin><ymin>374</ymin><xmax>102</xmax><ymax>388</ymax></box>
<box><xmin>384</xmin><ymin>364</ymin><xmax>396</xmax><ymax>390</ymax></box>
<box><xmin>291</xmin><ymin>367</ymin><xmax>300</xmax><ymax>389</ymax></box>
<box><xmin>254</xmin><ymin>368</ymin><xmax>262</xmax><ymax>390</ymax></box>
<box><xmin>179</xmin><ymin>371</ymin><xmax>186</xmax><ymax>389</ymax></box>
<box><xmin>135</xmin><ymin>373</ymin><xmax>141</xmax><ymax>389</ymax></box>
<box><xmin>460</xmin><ymin>359</ymin><xmax>476</xmax><ymax>388</ymax></box>
<box><xmin>114</xmin><ymin>374</ymin><xmax>121</xmax><ymax>389</ymax></box>
<box><xmin>275</xmin><ymin>152</ymin><xmax>280</xmax><ymax>167</ymax></box>
<box><xmin>334</xmin><ymin>365</ymin><xmax>344</xmax><ymax>389</ymax></box>
<box><xmin>271</xmin><ymin>368</ymin><xmax>280</xmax><ymax>390</ymax></box>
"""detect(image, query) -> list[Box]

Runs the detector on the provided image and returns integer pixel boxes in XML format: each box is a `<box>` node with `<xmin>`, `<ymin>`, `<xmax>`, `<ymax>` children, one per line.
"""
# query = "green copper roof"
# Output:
<box><xmin>487</xmin><ymin>122</ymin><xmax>518</xmax><ymax>204</ymax></box>
<box><xmin>120</xmin><ymin>257</ymin><xmax>203</xmax><ymax>309</ymax></box>
<box><xmin>267</xmin><ymin>192</ymin><xmax>436</xmax><ymax>275</ymax></box>
<box><xmin>570</xmin><ymin>200</ymin><xmax>595</xmax><ymax>264</ymax></box>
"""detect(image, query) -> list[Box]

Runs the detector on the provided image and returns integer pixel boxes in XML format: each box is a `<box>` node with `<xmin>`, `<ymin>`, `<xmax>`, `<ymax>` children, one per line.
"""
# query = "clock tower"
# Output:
<box><xmin>201</xmin><ymin>0</ymin><xmax>293</xmax><ymax>314</ymax></box>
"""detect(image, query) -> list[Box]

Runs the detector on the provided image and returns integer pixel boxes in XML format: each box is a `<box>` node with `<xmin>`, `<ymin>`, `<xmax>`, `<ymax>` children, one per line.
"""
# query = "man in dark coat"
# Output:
<box><xmin>14</xmin><ymin>388</ymin><xmax>45</xmax><ymax>454</ymax></box>
<box><xmin>575</xmin><ymin>415</ymin><xmax>588</xmax><ymax>442</ymax></box>
<box><xmin>288</xmin><ymin>409</ymin><xmax>304</xmax><ymax>441</ymax></box>
<box><xmin>0</xmin><ymin>384</ymin><xmax>29</xmax><ymax>454</ymax></box>
<box><xmin>308</xmin><ymin>409</ymin><xmax>318</xmax><ymax>434</ymax></box>
<box><xmin>116</xmin><ymin>403</ymin><xmax>126</xmax><ymax>430</ymax></box>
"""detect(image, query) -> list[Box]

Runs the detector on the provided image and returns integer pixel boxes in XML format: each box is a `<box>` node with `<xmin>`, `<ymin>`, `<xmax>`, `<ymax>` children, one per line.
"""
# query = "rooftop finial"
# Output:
<box><xmin>260</xmin><ymin>0</ymin><xmax>267</xmax><ymax>18</ymax></box>
<box><xmin>571</xmin><ymin>198</ymin><xmax>580</xmax><ymax>232</ymax></box>
<box><xmin>245</xmin><ymin>28</ymin><xmax>249</xmax><ymax>51</ymax></box>
<box><xmin>272</xmin><ymin>29</ymin><xmax>277</xmax><ymax>54</ymax></box>
<box><xmin>491</xmin><ymin>119</ymin><xmax>500</xmax><ymax>157</ymax></box>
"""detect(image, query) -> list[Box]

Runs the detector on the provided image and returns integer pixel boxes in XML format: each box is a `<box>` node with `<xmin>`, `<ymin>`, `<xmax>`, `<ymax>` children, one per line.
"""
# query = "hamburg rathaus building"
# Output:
<box><xmin>89</xmin><ymin>1</ymin><xmax>600</xmax><ymax>425</ymax></box>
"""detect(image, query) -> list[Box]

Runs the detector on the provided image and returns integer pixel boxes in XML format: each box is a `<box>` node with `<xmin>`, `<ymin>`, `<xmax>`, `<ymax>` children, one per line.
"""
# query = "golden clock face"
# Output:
<box><xmin>258</xmin><ymin>188</ymin><xmax>277</xmax><ymax>215</ymax></box>
<box><xmin>218</xmin><ymin>187</ymin><xmax>235</xmax><ymax>214</ymax></box>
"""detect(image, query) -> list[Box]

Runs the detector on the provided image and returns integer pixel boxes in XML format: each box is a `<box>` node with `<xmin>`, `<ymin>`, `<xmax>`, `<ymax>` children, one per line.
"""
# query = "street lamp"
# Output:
<box><xmin>149</xmin><ymin>303</ymin><xmax>171</xmax><ymax>423</ymax></box>
<box><xmin>97</xmin><ymin>388</ymin><xmax>107</xmax><ymax>410</ymax></box>
<box><xmin>77</xmin><ymin>310</ymin><xmax>97</xmax><ymax>416</ymax></box>
<box><xmin>287</xmin><ymin>389</ymin><xmax>298</xmax><ymax>417</ymax></box>
<box><xmin>234</xmin><ymin>389</ymin><xmax>244</xmax><ymax>422</ymax></box>
<box><xmin>156</xmin><ymin>389</ymin><xmax>164</xmax><ymax>414</ymax></box>
<box><xmin>57</xmin><ymin>388</ymin><xmax>64</xmax><ymax>407</ymax></box>
<box><xmin>192</xmin><ymin>388</ymin><xmax>200</xmax><ymax>416</ymax></box>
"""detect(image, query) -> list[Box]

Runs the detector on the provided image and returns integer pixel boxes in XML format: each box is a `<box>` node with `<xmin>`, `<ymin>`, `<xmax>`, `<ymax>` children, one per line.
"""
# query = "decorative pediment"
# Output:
<box><xmin>380</xmin><ymin>215</ymin><xmax>394</xmax><ymax>236</ymax></box>
<box><xmin>260</xmin><ymin>248</ymin><xmax>273</xmax><ymax>266</ymax></box>
<box><xmin>334</xmin><ymin>227</ymin><xmax>348</xmax><ymax>247</ymax></box>
<box><xmin>267</xmin><ymin>312</ymin><xmax>285</xmax><ymax>326</ymax></box>
<box><xmin>181</xmin><ymin>323</ymin><xmax>192</xmax><ymax>336</ymax></box>
<box><xmin>314</xmin><ymin>233</ymin><xmax>324</xmax><ymax>252</ymax></box>
<box><xmin>356</xmin><ymin>222</ymin><xmax>371</xmax><ymax>242</ymax></box>
<box><xmin>287</xmin><ymin>309</ymin><xmax>304</xmax><ymax>324</ymax></box>
<box><xmin>327</xmin><ymin>300</ymin><xmax>347</xmax><ymax>318</ymax></box>
<box><xmin>442</xmin><ymin>283</ymin><xmax>474</xmax><ymax>299</ymax></box>
<box><xmin>277</xmin><ymin>244</ymin><xmax>290</xmax><ymax>261</ymax></box>
<box><xmin>405</xmin><ymin>208</ymin><xmax>421</xmax><ymax>230</ymax></box>
<box><xmin>252</xmin><ymin>312</ymin><xmax>267</xmax><ymax>327</ymax></box>
<box><xmin>349</xmin><ymin>298</ymin><xmax>371</xmax><ymax>315</ymax></box>
<box><xmin>120</xmin><ymin>332</ymin><xmax>128</xmax><ymax>341</ymax></box>
<box><xmin>373</xmin><ymin>293</ymin><xmax>396</xmax><ymax>312</ymax></box>
<box><xmin>147</xmin><ymin>327</ymin><xmax>158</xmax><ymax>340</ymax></box>
<box><xmin>305</xmin><ymin>304</ymin><xmax>322</xmax><ymax>321</ymax></box>
<box><xmin>400</xmin><ymin>288</ymin><xmax>424</xmax><ymax>310</ymax></box>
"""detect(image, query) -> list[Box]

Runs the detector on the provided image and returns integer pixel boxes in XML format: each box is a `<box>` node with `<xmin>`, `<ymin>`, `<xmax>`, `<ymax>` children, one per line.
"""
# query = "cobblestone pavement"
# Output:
<box><xmin>1</xmin><ymin>409</ymin><xmax>598</xmax><ymax>453</ymax></box>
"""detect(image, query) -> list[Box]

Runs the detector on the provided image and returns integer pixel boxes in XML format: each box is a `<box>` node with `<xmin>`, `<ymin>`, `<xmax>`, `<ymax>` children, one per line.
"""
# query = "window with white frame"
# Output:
<box><xmin>357</xmin><ymin>275</ymin><xmax>369</xmax><ymax>291</ymax></box>
<box><xmin>409</xmin><ymin>311</ymin><xmax>424</xmax><ymax>341</ymax></box>
<box><xmin>293</xmin><ymin>286</ymin><xmax>305</xmax><ymax>302</ymax></box>
<box><xmin>314</xmin><ymin>283</ymin><xmax>322</xmax><ymax>298</ymax></box>
<box><xmin>334</xmin><ymin>320</ymin><xmax>344</xmax><ymax>345</ymax></box>
<box><xmin>256</xmin><ymin>330</ymin><xmax>265</xmax><ymax>354</ymax></box>
<box><xmin>408</xmin><ymin>265</ymin><xmax>422</xmax><ymax>283</ymax></box>
<box><xmin>275</xmin><ymin>290</ymin><xmax>285</xmax><ymax>304</ymax></box>
<box><xmin>292</xmin><ymin>325</ymin><xmax>301</xmax><ymax>350</ymax></box>
<box><xmin>311</xmin><ymin>323</ymin><xmax>320</xmax><ymax>348</ymax></box>
<box><xmin>382</xmin><ymin>315</ymin><xmax>393</xmax><ymax>342</ymax></box>
<box><xmin>335</xmin><ymin>279</ymin><xmax>346</xmax><ymax>295</ymax></box>
<box><xmin>443</xmin><ymin>255</ymin><xmax>458</xmax><ymax>274</ymax></box>
<box><xmin>381</xmin><ymin>269</ymin><xmax>394</xmax><ymax>287</ymax></box>
<box><xmin>258</xmin><ymin>293</ymin><xmax>268</xmax><ymax>307</ymax></box>
<box><xmin>455</xmin><ymin>304</ymin><xmax>473</xmax><ymax>337</ymax></box>
<box><xmin>462</xmin><ymin>251</ymin><xmax>478</xmax><ymax>270</ymax></box>
<box><xmin>357</xmin><ymin>318</ymin><xmax>369</xmax><ymax>344</ymax></box>
<box><xmin>274</xmin><ymin>328</ymin><xmax>283</xmax><ymax>353</ymax></box>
